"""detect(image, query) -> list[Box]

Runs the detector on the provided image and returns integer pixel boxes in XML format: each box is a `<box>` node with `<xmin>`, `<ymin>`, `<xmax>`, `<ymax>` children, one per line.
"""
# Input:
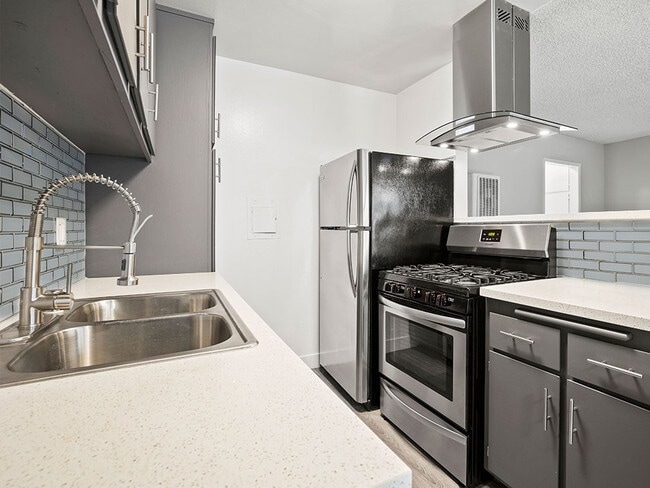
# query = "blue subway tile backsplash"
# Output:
<box><xmin>555</xmin><ymin>220</ymin><xmax>650</xmax><ymax>286</ymax></box>
<box><xmin>0</xmin><ymin>85</ymin><xmax>85</xmax><ymax>322</ymax></box>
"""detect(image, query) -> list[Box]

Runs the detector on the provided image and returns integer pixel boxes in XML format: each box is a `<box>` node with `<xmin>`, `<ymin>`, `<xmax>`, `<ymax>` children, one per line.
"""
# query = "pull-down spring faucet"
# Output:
<box><xmin>17</xmin><ymin>173</ymin><xmax>152</xmax><ymax>337</ymax></box>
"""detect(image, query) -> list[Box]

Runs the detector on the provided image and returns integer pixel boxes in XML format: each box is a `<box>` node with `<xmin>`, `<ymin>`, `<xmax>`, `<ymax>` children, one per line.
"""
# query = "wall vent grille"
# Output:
<box><xmin>470</xmin><ymin>173</ymin><xmax>501</xmax><ymax>217</ymax></box>
<box><xmin>496</xmin><ymin>8</ymin><xmax>511</xmax><ymax>25</ymax></box>
<box><xmin>514</xmin><ymin>15</ymin><xmax>529</xmax><ymax>32</ymax></box>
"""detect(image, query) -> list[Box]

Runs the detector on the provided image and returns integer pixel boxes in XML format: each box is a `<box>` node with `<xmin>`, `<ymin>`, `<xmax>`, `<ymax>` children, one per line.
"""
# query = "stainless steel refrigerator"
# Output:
<box><xmin>319</xmin><ymin>149</ymin><xmax>454</xmax><ymax>406</ymax></box>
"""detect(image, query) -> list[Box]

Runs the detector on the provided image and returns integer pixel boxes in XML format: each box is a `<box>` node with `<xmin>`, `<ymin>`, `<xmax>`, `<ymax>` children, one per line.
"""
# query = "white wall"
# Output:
<box><xmin>216</xmin><ymin>57</ymin><xmax>396</xmax><ymax>366</ymax></box>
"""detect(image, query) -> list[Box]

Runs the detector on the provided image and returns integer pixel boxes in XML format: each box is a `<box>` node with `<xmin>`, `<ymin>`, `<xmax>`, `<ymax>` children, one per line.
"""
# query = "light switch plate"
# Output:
<box><xmin>55</xmin><ymin>217</ymin><xmax>67</xmax><ymax>245</ymax></box>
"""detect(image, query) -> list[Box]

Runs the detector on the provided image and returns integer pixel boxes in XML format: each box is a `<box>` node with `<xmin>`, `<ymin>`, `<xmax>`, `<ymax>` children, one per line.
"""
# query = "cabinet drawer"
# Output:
<box><xmin>568</xmin><ymin>334</ymin><xmax>650</xmax><ymax>406</ymax></box>
<box><xmin>489</xmin><ymin>313</ymin><xmax>560</xmax><ymax>369</ymax></box>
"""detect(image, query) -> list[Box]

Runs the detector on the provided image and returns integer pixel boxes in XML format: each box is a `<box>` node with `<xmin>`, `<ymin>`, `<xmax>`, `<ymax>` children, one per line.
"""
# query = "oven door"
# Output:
<box><xmin>379</xmin><ymin>295</ymin><xmax>467</xmax><ymax>429</ymax></box>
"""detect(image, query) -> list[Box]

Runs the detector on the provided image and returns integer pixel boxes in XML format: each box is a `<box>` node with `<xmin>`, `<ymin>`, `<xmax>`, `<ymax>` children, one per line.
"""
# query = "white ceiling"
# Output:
<box><xmin>160</xmin><ymin>0</ymin><xmax>650</xmax><ymax>144</ymax></box>
<box><xmin>159</xmin><ymin>0</ymin><xmax>549</xmax><ymax>94</ymax></box>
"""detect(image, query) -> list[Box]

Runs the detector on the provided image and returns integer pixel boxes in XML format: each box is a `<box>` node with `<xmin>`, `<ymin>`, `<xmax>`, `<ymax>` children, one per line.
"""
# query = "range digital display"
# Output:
<box><xmin>480</xmin><ymin>229</ymin><xmax>502</xmax><ymax>242</ymax></box>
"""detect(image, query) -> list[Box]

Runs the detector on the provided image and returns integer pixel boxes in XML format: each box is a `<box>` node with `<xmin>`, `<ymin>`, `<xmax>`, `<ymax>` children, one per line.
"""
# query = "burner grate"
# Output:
<box><xmin>388</xmin><ymin>263</ymin><xmax>541</xmax><ymax>289</ymax></box>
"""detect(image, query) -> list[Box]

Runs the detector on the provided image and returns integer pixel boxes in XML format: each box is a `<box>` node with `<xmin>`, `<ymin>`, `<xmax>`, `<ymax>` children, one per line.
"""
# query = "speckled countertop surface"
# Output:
<box><xmin>0</xmin><ymin>273</ymin><xmax>411</xmax><ymax>488</ymax></box>
<box><xmin>480</xmin><ymin>276</ymin><xmax>650</xmax><ymax>332</ymax></box>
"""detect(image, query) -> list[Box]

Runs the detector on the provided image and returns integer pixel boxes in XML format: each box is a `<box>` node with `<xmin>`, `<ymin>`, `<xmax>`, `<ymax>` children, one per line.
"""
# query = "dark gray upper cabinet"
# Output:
<box><xmin>0</xmin><ymin>0</ymin><xmax>154</xmax><ymax>161</ymax></box>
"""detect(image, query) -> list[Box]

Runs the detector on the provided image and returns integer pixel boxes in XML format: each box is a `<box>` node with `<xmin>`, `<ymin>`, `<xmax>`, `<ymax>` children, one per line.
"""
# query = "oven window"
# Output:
<box><xmin>385</xmin><ymin>312</ymin><xmax>454</xmax><ymax>401</ymax></box>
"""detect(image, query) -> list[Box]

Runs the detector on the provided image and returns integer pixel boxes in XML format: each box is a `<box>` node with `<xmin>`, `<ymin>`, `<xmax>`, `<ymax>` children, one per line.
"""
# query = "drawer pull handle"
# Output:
<box><xmin>514</xmin><ymin>309</ymin><xmax>632</xmax><ymax>342</ymax></box>
<box><xmin>499</xmin><ymin>330</ymin><xmax>535</xmax><ymax>345</ymax></box>
<box><xmin>543</xmin><ymin>387</ymin><xmax>551</xmax><ymax>432</ymax></box>
<box><xmin>568</xmin><ymin>398</ymin><xmax>578</xmax><ymax>446</ymax></box>
<box><xmin>586</xmin><ymin>358</ymin><xmax>643</xmax><ymax>379</ymax></box>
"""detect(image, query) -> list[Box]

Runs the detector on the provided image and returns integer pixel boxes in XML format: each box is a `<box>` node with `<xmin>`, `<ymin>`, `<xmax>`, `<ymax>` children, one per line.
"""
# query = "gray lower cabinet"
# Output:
<box><xmin>566</xmin><ymin>380</ymin><xmax>650</xmax><ymax>488</ymax></box>
<box><xmin>487</xmin><ymin>350</ymin><xmax>560</xmax><ymax>488</ymax></box>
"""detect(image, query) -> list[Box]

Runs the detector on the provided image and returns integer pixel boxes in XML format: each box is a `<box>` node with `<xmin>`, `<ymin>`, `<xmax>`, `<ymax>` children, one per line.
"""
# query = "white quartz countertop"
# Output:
<box><xmin>480</xmin><ymin>276</ymin><xmax>650</xmax><ymax>332</ymax></box>
<box><xmin>0</xmin><ymin>273</ymin><xmax>411</xmax><ymax>488</ymax></box>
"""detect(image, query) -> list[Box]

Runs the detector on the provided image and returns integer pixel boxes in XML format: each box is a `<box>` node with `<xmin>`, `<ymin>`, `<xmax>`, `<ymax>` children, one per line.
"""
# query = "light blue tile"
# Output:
<box><xmin>584</xmin><ymin>231</ymin><xmax>615</xmax><ymax>241</ymax></box>
<box><xmin>600</xmin><ymin>241</ymin><xmax>634</xmax><ymax>252</ymax></box>
<box><xmin>632</xmin><ymin>221</ymin><xmax>650</xmax><ymax>230</ymax></box>
<box><xmin>634</xmin><ymin>243</ymin><xmax>650</xmax><ymax>253</ymax></box>
<box><xmin>0</xmin><ymin>302</ymin><xmax>13</xmax><ymax>322</ymax></box>
<box><xmin>569</xmin><ymin>222</ymin><xmax>599</xmax><ymax>231</ymax></box>
<box><xmin>599</xmin><ymin>221</ymin><xmax>634</xmax><ymax>231</ymax></box>
<box><xmin>600</xmin><ymin>262</ymin><xmax>633</xmax><ymax>273</ymax></box>
<box><xmin>569</xmin><ymin>259</ymin><xmax>599</xmax><ymax>270</ymax></box>
<box><xmin>557</xmin><ymin>240</ymin><xmax>570</xmax><ymax>249</ymax></box>
<box><xmin>2</xmin><ymin>250</ymin><xmax>23</xmax><ymax>266</ymax></box>
<box><xmin>617</xmin><ymin>274</ymin><xmax>650</xmax><ymax>286</ymax></box>
<box><xmin>557</xmin><ymin>231</ymin><xmax>583</xmax><ymax>240</ymax></box>
<box><xmin>558</xmin><ymin>268</ymin><xmax>584</xmax><ymax>278</ymax></box>
<box><xmin>615</xmin><ymin>253</ymin><xmax>650</xmax><ymax>264</ymax></box>
<box><xmin>558</xmin><ymin>250</ymin><xmax>583</xmax><ymax>259</ymax></box>
<box><xmin>584</xmin><ymin>251</ymin><xmax>615</xmax><ymax>261</ymax></box>
<box><xmin>570</xmin><ymin>241</ymin><xmax>599</xmax><ymax>250</ymax></box>
<box><xmin>584</xmin><ymin>271</ymin><xmax>616</xmax><ymax>282</ymax></box>
<box><xmin>634</xmin><ymin>264</ymin><xmax>650</xmax><ymax>275</ymax></box>
<box><xmin>616</xmin><ymin>231</ymin><xmax>650</xmax><ymax>241</ymax></box>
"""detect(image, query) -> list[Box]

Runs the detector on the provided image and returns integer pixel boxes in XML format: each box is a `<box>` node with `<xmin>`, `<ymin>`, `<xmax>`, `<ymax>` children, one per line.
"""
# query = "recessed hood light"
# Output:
<box><xmin>419</xmin><ymin>111</ymin><xmax>576</xmax><ymax>152</ymax></box>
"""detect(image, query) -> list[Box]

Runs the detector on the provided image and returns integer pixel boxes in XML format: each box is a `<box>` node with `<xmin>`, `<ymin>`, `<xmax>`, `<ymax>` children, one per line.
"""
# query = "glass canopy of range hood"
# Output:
<box><xmin>416</xmin><ymin>111</ymin><xmax>577</xmax><ymax>152</ymax></box>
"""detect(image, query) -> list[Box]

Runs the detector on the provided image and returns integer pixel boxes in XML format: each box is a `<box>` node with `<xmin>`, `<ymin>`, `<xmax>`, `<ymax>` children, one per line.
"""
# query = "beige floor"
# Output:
<box><xmin>313</xmin><ymin>369</ymin><xmax>500</xmax><ymax>488</ymax></box>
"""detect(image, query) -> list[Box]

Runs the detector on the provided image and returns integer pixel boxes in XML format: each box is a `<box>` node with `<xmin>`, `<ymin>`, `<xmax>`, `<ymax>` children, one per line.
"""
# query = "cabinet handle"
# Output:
<box><xmin>147</xmin><ymin>84</ymin><xmax>159</xmax><ymax>121</ymax></box>
<box><xmin>514</xmin><ymin>309</ymin><xmax>632</xmax><ymax>342</ymax></box>
<box><xmin>148</xmin><ymin>31</ymin><xmax>155</xmax><ymax>83</ymax></box>
<box><xmin>543</xmin><ymin>387</ymin><xmax>551</xmax><ymax>432</ymax></box>
<box><xmin>568</xmin><ymin>398</ymin><xmax>578</xmax><ymax>446</ymax></box>
<box><xmin>135</xmin><ymin>15</ymin><xmax>150</xmax><ymax>71</ymax></box>
<box><xmin>586</xmin><ymin>358</ymin><xmax>643</xmax><ymax>379</ymax></box>
<box><xmin>499</xmin><ymin>330</ymin><xmax>535</xmax><ymax>345</ymax></box>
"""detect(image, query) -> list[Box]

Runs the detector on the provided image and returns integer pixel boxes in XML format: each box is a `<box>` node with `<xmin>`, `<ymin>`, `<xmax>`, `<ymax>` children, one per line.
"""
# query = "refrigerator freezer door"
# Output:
<box><xmin>319</xmin><ymin>149</ymin><xmax>369</xmax><ymax>228</ymax></box>
<box><xmin>369</xmin><ymin>152</ymin><xmax>453</xmax><ymax>269</ymax></box>
<box><xmin>319</xmin><ymin>228</ymin><xmax>370</xmax><ymax>403</ymax></box>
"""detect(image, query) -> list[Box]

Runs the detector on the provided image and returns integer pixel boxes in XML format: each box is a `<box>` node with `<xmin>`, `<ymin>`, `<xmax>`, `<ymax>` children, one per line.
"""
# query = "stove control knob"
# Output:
<box><xmin>405</xmin><ymin>286</ymin><xmax>414</xmax><ymax>298</ymax></box>
<box><xmin>384</xmin><ymin>282</ymin><xmax>393</xmax><ymax>292</ymax></box>
<box><xmin>429</xmin><ymin>292</ymin><xmax>438</xmax><ymax>304</ymax></box>
<box><xmin>437</xmin><ymin>293</ymin><xmax>446</xmax><ymax>306</ymax></box>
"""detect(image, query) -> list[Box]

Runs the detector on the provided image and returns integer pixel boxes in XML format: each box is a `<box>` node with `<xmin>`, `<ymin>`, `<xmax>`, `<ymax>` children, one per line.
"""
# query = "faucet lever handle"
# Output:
<box><xmin>65</xmin><ymin>263</ymin><xmax>73</xmax><ymax>294</ymax></box>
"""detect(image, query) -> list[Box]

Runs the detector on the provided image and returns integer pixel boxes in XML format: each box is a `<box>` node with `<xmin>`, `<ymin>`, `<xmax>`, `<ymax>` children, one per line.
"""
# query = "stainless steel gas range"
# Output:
<box><xmin>377</xmin><ymin>223</ymin><xmax>556</xmax><ymax>487</ymax></box>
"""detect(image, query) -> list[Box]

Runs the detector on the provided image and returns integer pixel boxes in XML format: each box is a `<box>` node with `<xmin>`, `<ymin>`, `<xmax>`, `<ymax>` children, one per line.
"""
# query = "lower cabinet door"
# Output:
<box><xmin>487</xmin><ymin>351</ymin><xmax>560</xmax><ymax>488</ymax></box>
<box><xmin>566</xmin><ymin>380</ymin><xmax>650</xmax><ymax>488</ymax></box>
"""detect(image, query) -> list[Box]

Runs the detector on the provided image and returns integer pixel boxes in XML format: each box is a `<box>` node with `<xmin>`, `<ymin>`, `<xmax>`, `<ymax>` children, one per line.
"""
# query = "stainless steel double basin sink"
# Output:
<box><xmin>0</xmin><ymin>289</ymin><xmax>257</xmax><ymax>387</ymax></box>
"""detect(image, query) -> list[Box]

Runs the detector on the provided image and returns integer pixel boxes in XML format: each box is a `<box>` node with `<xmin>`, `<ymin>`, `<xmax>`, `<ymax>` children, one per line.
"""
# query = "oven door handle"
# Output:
<box><xmin>379</xmin><ymin>295</ymin><xmax>466</xmax><ymax>330</ymax></box>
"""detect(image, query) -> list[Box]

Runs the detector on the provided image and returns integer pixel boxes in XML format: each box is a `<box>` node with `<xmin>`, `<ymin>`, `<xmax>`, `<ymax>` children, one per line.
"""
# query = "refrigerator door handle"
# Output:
<box><xmin>346</xmin><ymin>160</ymin><xmax>358</xmax><ymax>227</ymax></box>
<box><xmin>347</xmin><ymin>229</ymin><xmax>357</xmax><ymax>297</ymax></box>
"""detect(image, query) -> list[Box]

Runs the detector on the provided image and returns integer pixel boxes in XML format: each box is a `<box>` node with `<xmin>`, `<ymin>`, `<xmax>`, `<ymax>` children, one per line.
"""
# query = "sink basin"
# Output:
<box><xmin>0</xmin><ymin>289</ymin><xmax>257</xmax><ymax>386</ymax></box>
<box><xmin>65</xmin><ymin>291</ymin><xmax>217</xmax><ymax>322</ymax></box>
<box><xmin>9</xmin><ymin>314</ymin><xmax>234</xmax><ymax>373</ymax></box>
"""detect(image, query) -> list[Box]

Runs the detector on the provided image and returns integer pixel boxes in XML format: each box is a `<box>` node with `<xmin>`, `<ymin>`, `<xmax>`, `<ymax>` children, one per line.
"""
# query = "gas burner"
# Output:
<box><xmin>386</xmin><ymin>263</ymin><xmax>541</xmax><ymax>289</ymax></box>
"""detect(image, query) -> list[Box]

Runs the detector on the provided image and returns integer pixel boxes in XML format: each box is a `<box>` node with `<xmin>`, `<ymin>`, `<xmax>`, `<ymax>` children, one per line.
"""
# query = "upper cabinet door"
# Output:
<box><xmin>105</xmin><ymin>0</ymin><xmax>139</xmax><ymax>87</ymax></box>
<box><xmin>138</xmin><ymin>0</ymin><xmax>157</xmax><ymax>153</ymax></box>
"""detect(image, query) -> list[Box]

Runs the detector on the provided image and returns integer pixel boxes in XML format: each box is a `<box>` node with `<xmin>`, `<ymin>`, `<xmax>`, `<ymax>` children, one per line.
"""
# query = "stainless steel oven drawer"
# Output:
<box><xmin>489</xmin><ymin>313</ymin><xmax>560</xmax><ymax>370</ymax></box>
<box><xmin>379</xmin><ymin>379</ymin><xmax>467</xmax><ymax>485</ymax></box>
<box><xmin>568</xmin><ymin>333</ymin><xmax>650</xmax><ymax>405</ymax></box>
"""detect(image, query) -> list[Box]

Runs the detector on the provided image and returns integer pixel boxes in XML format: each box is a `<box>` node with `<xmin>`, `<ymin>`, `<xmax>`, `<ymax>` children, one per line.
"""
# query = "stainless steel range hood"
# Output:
<box><xmin>417</xmin><ymin>0</ymin><xmax>576</xmax><ymax>152</ymax></box>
